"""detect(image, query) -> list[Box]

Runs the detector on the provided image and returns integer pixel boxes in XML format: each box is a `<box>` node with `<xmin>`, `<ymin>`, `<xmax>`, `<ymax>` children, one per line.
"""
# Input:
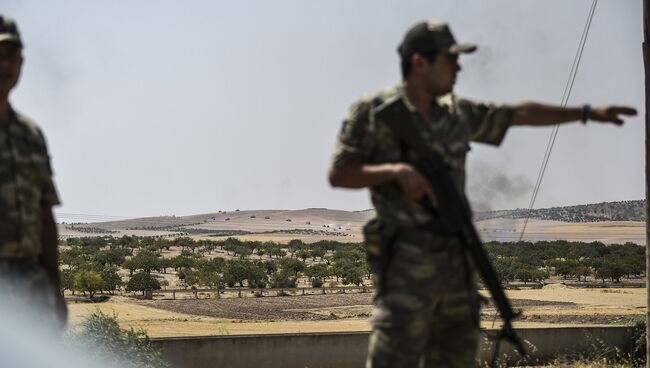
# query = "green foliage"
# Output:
<box><xmin>280</xmin><ymin>258</ymin><xmax>305</xmax><ymax>277</ymax></box>
<box><xmin>177</xmin><ymin>269</ymin><xmax>199</xmax><ymax>288</ymax></box>
<box><xmin>67</xmin><ymin>311</ymin><xmax>169</xmax><ymax>368</ymax></box>
<box><xmin>198</xmin><ymin>271</ymin><xmax>224</xmax><ymax>288</ymax></box>
<box><xmin>271</xmin><ymin>270</ymin><xmax>297</xmax><ymax>288</ymax></box>
<box><xmin>74</xmin><ymin>270</ymin><xmax>104</xmax><ymax>298</ymax></box>
<box><xmin>223</xmin><ymin>260</ymin><xmax>267</xmax><ymax>288</ymax></box>
<box><xmin>305</xmin><ymin>264</ymin><xmax>330</xmax><ymax>280</ymax></box>
<box><xmin>129</xmin><ymin>249</ymin><xmax>161</xmax><ymax>274</ymax></box>
<box><xmin>263</xmin><ymin>260</ymin><xmax>278</xmax><ymax>275</ymax></box>
<box><xmin>593</xmin><ymin>258</ymin><xmax>626</xmax><ymax>283</ymax></box>
<box><xmin>100</xmin><ymin>265</ymin><xmax>123</xmax><ymax>293</ymax></box>
<box><xmin>287</xmin><ymin>239</ymin><xmax>305</xmax><ymax>256</ymax></box>
<box><xmin>340</xmin><ymin>264</ymin><xmax>363</xmax><ymax>286</ymax></box>
<box><xmin>60</xmin><ymin>268</ymin><xmax>76</xmax><ymax>293</ymax></box>
<box><xmin>629</xmin><ymin>317</ymin><xmax>646</xmax><ymax>367</ymax></box>
<box><xmin>485</xmin><ymin>240</ymin><xmax>644</xmax><ymax>284</ymax></box>
<box><xmin>126</xmin><ymin>272</ymin><xmax>161</xmax><ymax>295</ymax></box>
<box><xmin>170</xmin><ymin>252</ymin><xmax>197</xmax><ymax>270</ymax></box>
<box><xmin>309</xmin><ymin>248</ymin><xmax>327</xmax><ymax>261</ymax></box>
<box><xmin>296</xmin><ymin>249</ymin><xmax>311</xmax><ymax>262</ymax></box>
<box><xmin>60</xmin><ymin>236</ymin><xmax>644</xmax><ymax>296</ymax></box>
<box><xmin>95</xmin><ymin>247</ymin><xmax>131</xmax><ymax>266</ymax></box>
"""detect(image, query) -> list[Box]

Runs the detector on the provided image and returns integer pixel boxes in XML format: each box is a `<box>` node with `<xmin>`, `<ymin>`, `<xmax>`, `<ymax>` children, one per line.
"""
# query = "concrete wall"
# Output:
<box><xmin>153</xmin><ymin>326</ymin><xmax>634</xmax><ymax>368</ymax></box>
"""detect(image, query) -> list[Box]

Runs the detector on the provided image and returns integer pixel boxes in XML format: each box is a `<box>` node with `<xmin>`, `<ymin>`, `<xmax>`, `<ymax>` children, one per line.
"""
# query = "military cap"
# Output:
<box><xmin>0</xmin><ymin>15</ymin><xmax>22</xmax><ymax>45</ymax></box>
<box><xmin>398</xmin><ymin>20</ymin><xmax>475</xmax><ymax>58</ymax></box>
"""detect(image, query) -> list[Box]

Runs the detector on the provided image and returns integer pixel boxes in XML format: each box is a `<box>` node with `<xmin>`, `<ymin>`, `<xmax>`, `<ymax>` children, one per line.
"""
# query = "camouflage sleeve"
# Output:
<box><xmin>41</xmin><ymin>158</ymin><xmax>61</xmax><ymax>208</ymax></box>
<box><xmin>456</xmin><ymin>97</ymin><xmax>513</xmax><ymax>146</ymax></box>
<box><xmin>331</xmin><ymin>101</ymin><xmax>377</xmax><ymax>168</ymax></box>
<box><xmin>37</xmin><ymin>129</ymin><xmax>61</xmax><ymax>208</ymax></box>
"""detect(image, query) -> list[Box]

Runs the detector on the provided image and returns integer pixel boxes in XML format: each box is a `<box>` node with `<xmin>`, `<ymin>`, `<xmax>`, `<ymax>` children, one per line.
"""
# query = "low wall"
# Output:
<box><xmin>153</xmin><ymin>326</ymin><xmax>634</xmax><ymax>368</ymax></box>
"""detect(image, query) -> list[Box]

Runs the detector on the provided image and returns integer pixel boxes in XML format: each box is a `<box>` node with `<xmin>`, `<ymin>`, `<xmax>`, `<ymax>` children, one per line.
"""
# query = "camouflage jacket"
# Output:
<box><xmin>332</xmin><ymin>86</ymin><xmax>512</xmax><ymax>226</ymax></box>
<box><xmin>0</xmin><ymin>107</ymin><xmax>60</xmax><ymax>258</ymax></box>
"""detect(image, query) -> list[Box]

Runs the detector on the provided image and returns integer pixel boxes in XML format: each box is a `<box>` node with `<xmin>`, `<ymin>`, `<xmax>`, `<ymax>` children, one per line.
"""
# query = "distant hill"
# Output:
<box><xmin>474</xmin><ymin>200</ymin><xmax>645</xmax><ymax>222</ymax></box>
<box><xmin>59</xmin><ymin>200</ymin><xmax>646</xmax><ymax>241</ymax></box>
<box><xmin>60</xmin><ymin>208</ymin><xmax>376</xmax><ymax>240</ymax></box>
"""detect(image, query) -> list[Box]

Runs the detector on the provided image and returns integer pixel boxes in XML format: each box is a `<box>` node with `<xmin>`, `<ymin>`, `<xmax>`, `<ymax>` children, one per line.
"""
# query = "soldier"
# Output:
<box><xmin>328</xmin><ymin>20</ymin><xmax>636</xmax><ymax>367</ymax></box>
<box><xmin>0</xmin><ymin>15</ymin><xmax>66</xmax><ymax>330</ymax></box>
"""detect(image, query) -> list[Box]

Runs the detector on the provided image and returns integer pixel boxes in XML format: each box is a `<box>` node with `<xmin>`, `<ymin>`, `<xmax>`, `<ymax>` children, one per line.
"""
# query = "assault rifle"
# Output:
<box><xmin>376</xmin><ymin>97</ymin><xmax>527</xmax><ymax>363</ymax></box>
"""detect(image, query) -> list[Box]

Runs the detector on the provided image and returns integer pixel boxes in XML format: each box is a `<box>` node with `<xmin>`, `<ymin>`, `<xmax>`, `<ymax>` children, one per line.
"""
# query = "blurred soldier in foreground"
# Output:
<box><xmin>329</xmin><ymin>20</ymin><xmax>636</xmax><ymax>368</ymax></box>
<box><xmin>0</xmin><ymin>15</ymin><xmax>66</xmax><ymax>330</ymax></box>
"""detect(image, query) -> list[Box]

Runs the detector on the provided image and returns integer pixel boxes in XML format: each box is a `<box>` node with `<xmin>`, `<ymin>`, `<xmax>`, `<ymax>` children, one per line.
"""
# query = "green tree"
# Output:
<box><xmin>280</xmin><ymin>258</ymin><xmax>305</xmax><ymax>277</ymax></box>
<box><xmin>310</xmin><ymin>248</ymin><xmax>326</xmax><ymax>261</ymax></box>
<box><xmin>130</xmin><ymin>249</ymin><xmax>161</xmax><ymax>274</ymax></box>
<box><xmin>223</xmin><ymin>260</ymin><xmax>267</xmax><ymax>288</ymax></box>
<box><xmin>126</xmin><ymin>272</ymin><xmax>161</xmax><ymax>295</ymax></box>
<box><xmin>198</xmin><ymin>271</ymin><xmax>224</xmax><ymax>288</ymax></box>
<box><xmin>263</xmin><ymin>260</ymin><xmax>278</xmax><ymax>275</ymax></box>
<box><xmin>341</xmin><ymin>263</ymin><xmax>364</xmax><ymax>286</ymax></box>
<box><xmin>61</xmin><ymin>268</ymin><xmax>76</xmax><ymax>294</ymax></box>
<box><xmin>100</xmin><ymin>266</ymin><xmax>123</xmax><ymax>294</ymax></box>
<box><xmin>296</xmin><ymin>249</ymin><xmax>310</xmax><ymax>262</ymax></box>
<box><xmin>271</xmin><ymin>270</ymin><xmax>297</xmax><ymax>288</ymax></box>
<box><xmin>74</xmin><ymin>270</ymin><xmax>105</xmax><ymax>298</ymax></box>
<box><xmin>223</xmin><ymin>260</ymin><xmax>249</xmax><ymax>287</ymax></box>
<box><xmin>95</xmin><ymin>247</ymin><xmax>130</xmax><ymax>266</ymax></box>
<box><xmin>287</xmin><ymin>239</ymin><xmax>305</xmax><ymax>257</ymax></box>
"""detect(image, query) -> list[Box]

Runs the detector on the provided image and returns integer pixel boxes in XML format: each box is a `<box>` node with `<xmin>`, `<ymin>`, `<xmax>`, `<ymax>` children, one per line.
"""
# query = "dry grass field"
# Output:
<box><xmin>67</xmin><ymin>284</ymin><xmax>646</xmax><ymax>338</ymax></box>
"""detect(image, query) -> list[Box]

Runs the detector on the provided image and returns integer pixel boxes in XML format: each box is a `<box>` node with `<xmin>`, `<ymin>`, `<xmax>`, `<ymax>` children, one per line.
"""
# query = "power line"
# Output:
<box><xmin>518</xmin><ymin>0</ymin><xmax>599</xmax><ymax>241</ymax></box>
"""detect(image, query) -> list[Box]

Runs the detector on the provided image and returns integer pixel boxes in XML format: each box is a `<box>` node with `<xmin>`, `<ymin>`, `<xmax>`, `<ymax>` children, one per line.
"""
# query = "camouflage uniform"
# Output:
<box><xmin>0</xmin><ymin>107</ymin><xmax>63</xmax><ymax>329</ymax></box>
<box><xmin>332</xmin><ymin>86</ymin><xmax>512</xmax><ymax>367</ymax></box>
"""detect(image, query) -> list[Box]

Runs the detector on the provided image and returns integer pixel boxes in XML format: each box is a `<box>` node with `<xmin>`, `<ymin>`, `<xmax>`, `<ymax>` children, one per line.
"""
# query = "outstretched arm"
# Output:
<box><xmin>510</xmin><ymin>102</ymin><xmax>637</xmax><ymax>126</ymax></box>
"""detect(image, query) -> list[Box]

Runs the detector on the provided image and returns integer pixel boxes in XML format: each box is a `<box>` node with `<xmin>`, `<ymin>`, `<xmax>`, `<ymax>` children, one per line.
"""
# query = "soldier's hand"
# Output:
<box><xmin>590</xmin><ymin>106</ymin><xmax>637</xmax><ymax>125</ymax></box>
<box><xmin>393</xmin><ymin>163</ymin><xmax>438</xmax><ymax>207</ymax></box>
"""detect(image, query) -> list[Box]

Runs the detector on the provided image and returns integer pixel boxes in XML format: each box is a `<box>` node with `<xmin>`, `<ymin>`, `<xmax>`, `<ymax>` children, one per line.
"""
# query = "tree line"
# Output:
<box><xmin>485</xmin><ymin>240</ymin><xmax>645</xmax><ymax>285</ymax></box>
<box><xmin>59</xmin><ymin>236</ymin><xmax>645</xmax><ymax>297</ymax></box>
<box><xmin>60</xmin><ymin>236</ymin><xmax>368</xmax><ymax>296</ymax></box>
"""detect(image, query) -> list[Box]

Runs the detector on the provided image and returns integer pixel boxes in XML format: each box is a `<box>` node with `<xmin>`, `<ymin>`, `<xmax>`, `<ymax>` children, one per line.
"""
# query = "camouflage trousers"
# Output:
<box><xmin>0</xmin><ymin>258</ymin><xmax>66</xmax><ymax>332</ymax></box>
<box><xmin>366</xmin><ymin>234</ymin><xmax>480</xmax><ymax>368</ymax></box>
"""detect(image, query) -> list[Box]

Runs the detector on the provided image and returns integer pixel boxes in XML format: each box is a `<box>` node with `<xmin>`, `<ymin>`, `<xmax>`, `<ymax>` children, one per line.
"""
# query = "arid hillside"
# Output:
<box><xmin>59</xmin><ymin>200</ymin><xmax>647</xmax><ymax>245</ymax></box>
<box><xmin>475</xmin><ymin>200</ymin><xmax>645</xmax><ymax>222</ymax></box>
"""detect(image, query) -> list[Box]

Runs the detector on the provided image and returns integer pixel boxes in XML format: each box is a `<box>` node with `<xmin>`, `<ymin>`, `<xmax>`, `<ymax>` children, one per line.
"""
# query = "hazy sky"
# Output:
<box><xmin>5</xmin><ymin>1</ymin><xmax>644</xmax><ymax>220</ymax></box>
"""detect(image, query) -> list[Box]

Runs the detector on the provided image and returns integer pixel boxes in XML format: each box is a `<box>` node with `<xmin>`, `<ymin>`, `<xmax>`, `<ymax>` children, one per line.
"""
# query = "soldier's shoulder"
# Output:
<box><xmin>12</xmin><ymin>110</ymin><xmax>46</xmax><ymax>141</ymax></box>
<box><xmin>437</xmin><ymin>93</ymin><xmax>479</xmax><ymax>114</ymax></box>
<box><xmin>349</xmin><ymin>86</ymin><xmax>401</xmax><ymax>116</ymax></box>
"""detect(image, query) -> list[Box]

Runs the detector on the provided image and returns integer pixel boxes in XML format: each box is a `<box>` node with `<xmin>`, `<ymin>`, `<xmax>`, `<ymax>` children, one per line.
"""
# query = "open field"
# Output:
<box><xmin>59</xmin><ymin>208</ymin><xmax>647</xmax><ymax>245</ymax></box>
<box><xmin>67</xmin><ymin>285</ymin><xmax>646</xmax><ymax>338</ymax></box>
<box><xmin>477</xmin><ymin>219</ymin><xmax>646</xmax><ymax>245</ymax></box>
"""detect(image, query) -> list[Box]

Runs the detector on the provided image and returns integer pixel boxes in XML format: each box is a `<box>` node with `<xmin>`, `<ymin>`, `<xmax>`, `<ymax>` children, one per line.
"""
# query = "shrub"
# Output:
<box><xmin>629</xmin><ymin>318</ymin><xmax>646</xmax><ymax>367</ymax></box>
<box><xmin>66</xmin><ymin>311</ymin><xmax>169</xmax><ymax>368</ymax></box>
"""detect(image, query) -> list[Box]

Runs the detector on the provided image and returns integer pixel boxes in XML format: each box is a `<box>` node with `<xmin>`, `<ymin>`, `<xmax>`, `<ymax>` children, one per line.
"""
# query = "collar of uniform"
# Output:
<box><xmin>397</xmin><ymin>85</ymin><xmax>419</xmax><ymax>113</ymax></box>
<box><xmin>395</xmin><ymin>85</ymin><xmax>455</xmax><ymax>125</ymax></box>
<box><xmin>397</xmin><ymin>85</ymin><xmax>452</xmax><ymax>121</ymax></box>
